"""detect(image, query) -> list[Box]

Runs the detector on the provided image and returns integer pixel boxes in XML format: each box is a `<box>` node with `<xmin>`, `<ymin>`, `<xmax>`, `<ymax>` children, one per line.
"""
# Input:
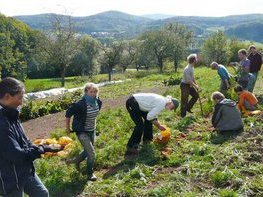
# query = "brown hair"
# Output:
<box><xmin>211</xmin><ymin>91</ymin><xmax>225</xmax><ymax>101</ymax></box>
<box><xmin>238</xmin><ymin>49</ymin><xmax>247</xmax><ymax>56</ymax></box>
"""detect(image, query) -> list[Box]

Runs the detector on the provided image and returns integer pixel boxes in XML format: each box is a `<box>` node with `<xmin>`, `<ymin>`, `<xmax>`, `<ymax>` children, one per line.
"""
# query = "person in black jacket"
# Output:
<box><xmin>248</xmin><ymin>45</ymin><xmax>262</xmax><ymax>92</ymax></box>
<box><xmin>0</xmin><ymin>77</ymin><xmax>61</xmax><ymax>197</ymax></box>
<box><xmin>65</xmin><ymin>83</ymin><xmax>102</xmax><ymax>181</ymax></box>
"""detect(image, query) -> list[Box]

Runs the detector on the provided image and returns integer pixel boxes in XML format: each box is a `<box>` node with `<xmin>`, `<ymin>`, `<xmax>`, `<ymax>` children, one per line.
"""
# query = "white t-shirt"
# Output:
<box><xmin>133</xmin><ymin>93</ymin><xmax>169</xmax><ymax>121</ymax></box>
<box><xmin>181</xmin><ymin>64</ymin><xmax>194</xmax><ymax>84</ymax></box>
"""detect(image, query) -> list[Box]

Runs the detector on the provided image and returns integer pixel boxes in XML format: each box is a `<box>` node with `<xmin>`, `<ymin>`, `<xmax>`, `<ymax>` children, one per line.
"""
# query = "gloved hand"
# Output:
<box><xmin>39</xmin><ymin>144</ymin><xmax>63</xmax><ymax>153</ymax></box>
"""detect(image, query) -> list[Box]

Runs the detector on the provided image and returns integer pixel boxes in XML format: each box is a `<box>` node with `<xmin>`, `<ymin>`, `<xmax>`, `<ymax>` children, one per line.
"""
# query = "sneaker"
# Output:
<box><xmin>87</xmin><ymin>174</ymin><xmax>97</xmax><ymax>181</ymax></box>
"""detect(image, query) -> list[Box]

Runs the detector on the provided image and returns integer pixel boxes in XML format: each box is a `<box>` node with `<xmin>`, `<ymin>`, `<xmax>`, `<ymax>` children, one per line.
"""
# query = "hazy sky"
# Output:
<box><xmin>0</xmin><ymin>0</ymin><xmax>262</xmax><ymax>17</ymax></box>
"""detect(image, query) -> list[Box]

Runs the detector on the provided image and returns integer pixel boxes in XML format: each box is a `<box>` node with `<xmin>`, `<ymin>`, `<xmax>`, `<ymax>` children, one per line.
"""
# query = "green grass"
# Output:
<box><xmin>33</xmin><ymin>67</ymin><xmax>263</xmax><ymax>196</ymax></box>
<box><xmin>24</xmin><ymin>70</ymin><xmax>160</xmax><ymax>92</ymax></box>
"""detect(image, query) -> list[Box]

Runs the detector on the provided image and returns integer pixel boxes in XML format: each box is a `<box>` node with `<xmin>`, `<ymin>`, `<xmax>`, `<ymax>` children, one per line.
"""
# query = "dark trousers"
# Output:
<box><xmin>180</xmin><ymin>82</ymin><xmax>199</xmax><ymax>117</ymax></box>
<box><xmin>6</xmin><ymin>174</ymin><xmax>48</xmax><ymax>197</ymax></box>
<box><xmin>126</xmin><ymin>96</ymin><xmax>153</xmax><ymax>149</ymax></box>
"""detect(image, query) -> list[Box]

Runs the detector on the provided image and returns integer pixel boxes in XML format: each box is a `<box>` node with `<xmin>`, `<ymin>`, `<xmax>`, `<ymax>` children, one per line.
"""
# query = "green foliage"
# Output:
<box><xmin>218</xmin><ymin>189</ymin><xmax>238</xmax><ymax>197</ymax></box>
<box><xmin>0</xmin><ymin>14</ymin><xmax>39</xmax><ymax>80</ymax></box>
<box><xmin>212</xmin><ymin>171</ymin><xmax>233</xmax><ymax>187</ymax></box>
<box><xmin>20</xmin><ymin>90</ymin><xmax>82</xmax><ymax>121</ymax></box>
<box><xmin>202</xmin><ymin>31</ymin><xmax>230</xmax><ymax>65</ymax></box>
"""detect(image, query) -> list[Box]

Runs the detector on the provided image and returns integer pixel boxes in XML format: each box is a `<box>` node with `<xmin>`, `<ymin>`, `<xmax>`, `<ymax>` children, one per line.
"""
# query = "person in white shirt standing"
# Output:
<box><xmin>125</xmin><ymin>93</ymin><xmax>179</xmax><ymax>155</ymax></box>
<box><xmin>180</xmin><ymin>54</ymin><xmax>199</xmax><ymax>117</ymax></box>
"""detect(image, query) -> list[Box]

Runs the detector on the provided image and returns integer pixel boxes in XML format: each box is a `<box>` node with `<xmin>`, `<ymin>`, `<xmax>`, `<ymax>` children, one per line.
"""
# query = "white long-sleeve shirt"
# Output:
<box><xmin>133</xmin><ymin>93</ymin><xmax>169</xmax><ymax>121</ymax></box>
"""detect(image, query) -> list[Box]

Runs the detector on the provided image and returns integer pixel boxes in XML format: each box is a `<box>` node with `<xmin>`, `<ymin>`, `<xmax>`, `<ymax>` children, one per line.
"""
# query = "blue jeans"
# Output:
<box><xmin>6</xmin><ymin>174</ymin><xmax>48</xmax><ymax>197</ymax></box>
<box><xmin>76</xmin><ymin>132</ymin><xmax>95</xmax><ymax>176</ymax></box>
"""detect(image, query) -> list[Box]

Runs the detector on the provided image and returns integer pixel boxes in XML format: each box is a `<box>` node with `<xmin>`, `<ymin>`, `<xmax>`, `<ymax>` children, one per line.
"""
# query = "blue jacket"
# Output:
<box><xmin>217</xmin><ymin>65</ymin><xmax>230</xmax><ymax>81</ymax></box>
<box><xmin>65</xmin><ymin>98</ymin><xmax>102</xmax><ymax>133</ymax></box>
<box><xmin>0</xmin><ymin>105</ymin><xmax>44</xmax><ymax>196</ymax></box>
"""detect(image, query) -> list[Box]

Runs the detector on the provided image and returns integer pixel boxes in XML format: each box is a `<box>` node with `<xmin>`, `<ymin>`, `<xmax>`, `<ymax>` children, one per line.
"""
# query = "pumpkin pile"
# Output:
<box><xmin>34</xmin><ymin>136</ymin><xmax>74</xmax><ymax>158</ymax></box>
<box><xmin>154</xmin><ymin>128</ymin><xmax>171</xmax><ymax>144</ymax></box>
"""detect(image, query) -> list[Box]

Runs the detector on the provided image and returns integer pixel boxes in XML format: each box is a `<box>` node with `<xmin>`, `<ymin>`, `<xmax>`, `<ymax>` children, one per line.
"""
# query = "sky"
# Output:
<box><xmin>0</xmin><ymin>0</ymin><xmax>262</xmax><ymax>17</ymax></box>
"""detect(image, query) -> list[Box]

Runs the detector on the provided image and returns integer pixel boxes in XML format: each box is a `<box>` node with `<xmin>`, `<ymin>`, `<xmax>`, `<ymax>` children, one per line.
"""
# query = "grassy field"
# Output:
<box><xmin>24</xmin><ymin>70</ymin><xmax>159</xmax><ymax>93</ymax></box>
<box><xmin>34</xmin><ymin>67</ymin><xmax>263</xmax><ymax>197</ymax></box>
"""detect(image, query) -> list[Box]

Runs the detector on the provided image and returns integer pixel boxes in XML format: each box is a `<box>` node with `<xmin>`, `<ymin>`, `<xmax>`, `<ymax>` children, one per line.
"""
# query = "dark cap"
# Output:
<box><xmin>171</xmin><ymin>98</ymin><xmax>179</xmax><ymax>111</ymax></box>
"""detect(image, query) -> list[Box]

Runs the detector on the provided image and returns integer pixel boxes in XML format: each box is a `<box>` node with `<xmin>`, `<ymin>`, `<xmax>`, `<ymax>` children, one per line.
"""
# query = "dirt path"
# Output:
<box><xmin>22</xmin><ymin>86</ymin><xmax>169</xmax><ymax>140</ymax></box>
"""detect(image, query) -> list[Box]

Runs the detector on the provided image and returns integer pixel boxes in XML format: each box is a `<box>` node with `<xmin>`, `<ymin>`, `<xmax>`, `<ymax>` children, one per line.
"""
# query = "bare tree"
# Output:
<box><xmin>38</xmin><ymin>15</ymin><xmax>79</xmax><ymax>86</ymax></box>
<box><xmin>99</xmin><ymin>42</ymin><xmax>123</xmax><ymax>81</ymax></box>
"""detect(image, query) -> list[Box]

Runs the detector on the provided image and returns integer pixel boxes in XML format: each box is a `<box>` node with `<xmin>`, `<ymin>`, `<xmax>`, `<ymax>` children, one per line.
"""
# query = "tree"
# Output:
<box><xmin>134</xmin><ymin>41</ymin><xmax>154</xmax><ymax>70</ymax></box>
<box><xmin>120</xmin><ymin>40</ymin><xmax>139</xmax><ymax>72</ymax></box>
<box><xmin>71</xmin><ymin>36</ymin><xmax>100</xmax><ymax>76</ymax></box>
<box><xmin>165</xmin><ymin>23</ymin><xmax>193</xmax><ymax>72</ymax></box>
<box><xmin>99</xmin><ymin>42</ymin><xmax>123</xmax><ymax>81</ymax></box>
<box><xmin>38</xmin><ymin>15</ymin><xmax>78</xmax><ymax>86</ymax></box>
<box><xmin>202</xmin><ymin>31</ymin><xmax>230</xmax><ymax>65</ymax></box>
<box><xmin>140</xmin><ymin>30</ymin><xmax>171</xmax><ymax>72</ymax></box>
<box><xmin>228</xmin><ymin>39</ymin><xmax>249</xmax><ymax>63</ymax></box>
<box><xmin>0</xmin><ymin>14</ymin><xmax>38</xmax><ymax>80</ymax></box>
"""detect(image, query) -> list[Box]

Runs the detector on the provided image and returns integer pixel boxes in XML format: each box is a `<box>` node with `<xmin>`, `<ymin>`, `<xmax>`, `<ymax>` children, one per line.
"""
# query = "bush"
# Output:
<box><xmin>20</xmin><ymin>90</ymin><xmax>82</xmax><ymax>122</ymax></box>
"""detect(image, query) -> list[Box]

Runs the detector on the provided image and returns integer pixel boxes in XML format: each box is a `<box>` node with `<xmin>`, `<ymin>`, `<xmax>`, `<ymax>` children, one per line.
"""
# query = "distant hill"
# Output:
<box><xmin>15</xmin><ymin>11</ymin><xmax>153</xmax><ymax>38</ymax></box>
<box><xmin>142</xmin><ymin>14</ymin><xmax>174</xmax><ymax>20</ymax></box>
<box><xmin>14</xmin><ymin>11</ymin><xmax>263</xmax><ymax>42</ymax></box>
<box><xmin>225</xmin><ymin>22</ymin><xmax>263</xmax><ymax>43</ymax></box>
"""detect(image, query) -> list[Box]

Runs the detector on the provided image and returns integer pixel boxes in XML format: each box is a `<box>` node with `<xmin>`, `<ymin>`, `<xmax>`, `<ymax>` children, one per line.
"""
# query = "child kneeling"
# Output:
<box><xmin>65</xmin><ymin>83</ymin><xmax>102</xmax><ymax>181</ymax></box>
<box><xmin>211</xmin><ymin>92</ymin><xmax>243</xmax><ymax>133</ymax></box>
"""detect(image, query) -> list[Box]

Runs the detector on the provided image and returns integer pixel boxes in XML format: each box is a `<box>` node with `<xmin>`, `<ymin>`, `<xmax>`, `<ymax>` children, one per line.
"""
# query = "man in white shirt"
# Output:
<box><xmin>180</xmin><ymin>54</ymin><xmax>199</xmax><ymax>117</ymax></box>
<box><xmin>125</xmin><ymin>93</ymin><xmax>179</xmax><ymax>155</ymax></box>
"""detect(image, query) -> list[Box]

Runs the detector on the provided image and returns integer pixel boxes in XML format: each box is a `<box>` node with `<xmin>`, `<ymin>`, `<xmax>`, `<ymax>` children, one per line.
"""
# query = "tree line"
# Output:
<box><xmin>0</xmin><ymin>14</ymin><xmax>256</xmax><ymax>86</ymax></box>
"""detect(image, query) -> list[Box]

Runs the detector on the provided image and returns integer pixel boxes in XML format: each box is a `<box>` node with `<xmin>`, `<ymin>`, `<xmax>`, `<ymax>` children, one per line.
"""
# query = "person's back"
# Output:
<box><xmin>212</xmin><ymin>99</ymin><xmax>243</xmax><ymax>132</ymax></box>
<box><xmin>236</xmin><ymin>88</ymin><xmax>258</xmax><ymax>111</ymax></box>
<box><xmin>217</xmin><ymin>65</ymin><xmax>230</xmax><ymax>81</ymax></box>
<box><xmin>211</xmin><ymin>92</ymin><xmax>243</xmax><ymax>132</ymax></box>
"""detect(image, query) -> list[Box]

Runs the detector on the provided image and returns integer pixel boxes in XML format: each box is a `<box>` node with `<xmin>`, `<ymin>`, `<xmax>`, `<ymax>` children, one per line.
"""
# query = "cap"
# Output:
<box><xmin>171</xmin><ymin>98</ymin><xmax>179</xmax><ymax>111</ymax></box>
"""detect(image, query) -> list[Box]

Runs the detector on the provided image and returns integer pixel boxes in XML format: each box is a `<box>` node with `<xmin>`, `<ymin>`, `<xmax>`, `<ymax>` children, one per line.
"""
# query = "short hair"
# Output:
<box><xmin>249</xmin><ymin>45</ymin><xmax>256</xmax><ymax>50</ymax></box>
<box><xmin>187</xmin><ymin>54</ymin><xmax>197</xmax><ymax>64</ymax></box>
<box><xmin>211</xmin><ymin>91</ymin><xmax>225</xmax><ymax>101</ymax></box>
<box><xmin>234</xmin><ymin>86</ymin><xmax>243</xmax><ymax>92</ymax></box>
<box><xmin>84</xmin><ymin>83</ymin><xmax>99</xmax><ymax>94</ymax></box>
<box><xmin>238</xmin><ymin>49</ymin><xmax>247</xmax><ymax>56</ymax></box>
<box><xmin>210</xmin><ymin>61</ymin><xmax>218</xmax><ymax>68</ymax></box>
<box><xmin>0</xmin><ymin>77</ymin><xmax>25</xmax><ymax>99</ymax></box>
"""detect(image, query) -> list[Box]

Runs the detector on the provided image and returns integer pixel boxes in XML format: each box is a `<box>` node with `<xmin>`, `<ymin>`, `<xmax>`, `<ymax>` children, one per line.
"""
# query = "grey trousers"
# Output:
<box><xmin>76</xmin><ymin>132</ymin><xmax>95</xmax><ymax>176</ymax></box>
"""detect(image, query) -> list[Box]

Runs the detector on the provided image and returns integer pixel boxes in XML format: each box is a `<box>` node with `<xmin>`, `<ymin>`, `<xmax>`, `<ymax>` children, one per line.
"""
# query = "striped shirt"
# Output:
<box><xmin>84</xmin><ymin>104</ymin><xmax>100</xmax><ymax>132</ymax></box>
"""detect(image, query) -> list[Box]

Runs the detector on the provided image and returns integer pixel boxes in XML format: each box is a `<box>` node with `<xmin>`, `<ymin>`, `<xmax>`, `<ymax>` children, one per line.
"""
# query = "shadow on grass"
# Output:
<box><xmin>103</xmin><ymin>143</ymin><xmax>161</xmax><ymax>179</ymax></box>
<box><xmin>210</xmin><ymin>130</ymin><xmax>243</xmax><ymax>145</ymax></box>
